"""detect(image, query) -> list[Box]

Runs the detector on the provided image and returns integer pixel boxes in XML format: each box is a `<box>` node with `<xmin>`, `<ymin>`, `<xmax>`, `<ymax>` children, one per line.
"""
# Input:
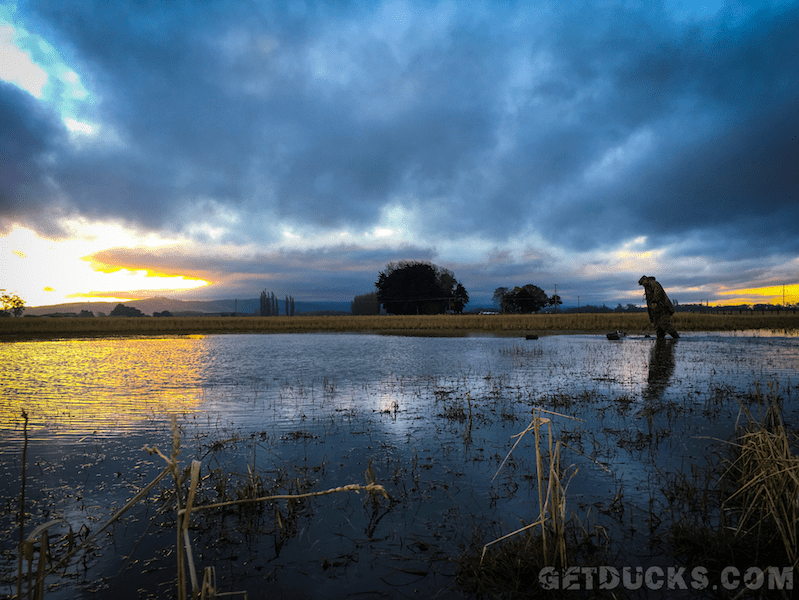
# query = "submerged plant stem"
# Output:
<box><xmin>182</xmin><ymin>483</ymin><xmax>389</xmax><ymax>515</ymax></box>
<box><xmin>16</xmin><ymin>409</ymin><xmax>28</xmax><ymax>600</ymax></box>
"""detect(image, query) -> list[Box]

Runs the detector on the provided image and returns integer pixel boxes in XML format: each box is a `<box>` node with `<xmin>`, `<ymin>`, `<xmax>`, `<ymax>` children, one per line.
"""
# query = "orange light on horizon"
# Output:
<box><xmin>715</xmin><ymin>283</ymin><xmax>799</xmax><ymax>306</ymax></box>
<box><xmin>2</xmin><ymin>224</ymin><xmax>211</xmax><ymax>306</ymax></box>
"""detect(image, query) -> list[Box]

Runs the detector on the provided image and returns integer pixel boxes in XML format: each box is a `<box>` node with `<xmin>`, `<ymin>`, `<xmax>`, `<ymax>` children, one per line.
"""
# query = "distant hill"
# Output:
<box><xmin>24</xmin><ymin>297</ymin><xmax>352</xmax><ymax>316</ymax></box>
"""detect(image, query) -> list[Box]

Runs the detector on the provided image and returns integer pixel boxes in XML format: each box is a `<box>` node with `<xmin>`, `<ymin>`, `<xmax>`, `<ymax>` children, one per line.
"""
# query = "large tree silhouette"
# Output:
<box><xmin>375</xmin><ymin>261</ymin><xmax>468</xmax><ymax>315</ymax></box>
<box><xmin>452</xmin><ymin>283</ymin><xmax>469</xmax><ymax>314</ymax></box>
<box><xmin>494</xmin><ymin>284</ymin><xmax>551</xmax><ymax>314</ymax></box>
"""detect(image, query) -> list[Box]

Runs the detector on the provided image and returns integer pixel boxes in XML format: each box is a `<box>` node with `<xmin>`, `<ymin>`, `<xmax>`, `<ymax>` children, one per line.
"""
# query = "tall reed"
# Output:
<box><xmin>16</xmin><ymin>410</ymin><xmax>27</xmax><ymax>599</ymax></box>
<box><xmin>722</xmin><ymin>384</ymin><xmax>799</xmax><ymax>567</ymax></box>
<box><xmin>666</xmin><ymin>383</ymin><xmax>799</xmax><ymax>581</ymax></box>
<box><xmin>482</xmin><ymin>409</ymin><xmax>578</xmax><ymax>567</ymax></box>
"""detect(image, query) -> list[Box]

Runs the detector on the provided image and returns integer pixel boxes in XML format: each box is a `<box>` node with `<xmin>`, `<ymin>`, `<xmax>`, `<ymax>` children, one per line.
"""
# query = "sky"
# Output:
<box><xmin>1</xmin><ymin>0</ymin><xmax>797</xmax><ymax>310</ymax></box>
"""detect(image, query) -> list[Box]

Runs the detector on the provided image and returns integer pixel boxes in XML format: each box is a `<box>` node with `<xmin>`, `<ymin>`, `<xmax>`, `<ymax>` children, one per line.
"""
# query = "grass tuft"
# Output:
<box><xmin>666</xmin><ymin>383</ymin><xmax>799</xmax><ymax>586</ymax></box>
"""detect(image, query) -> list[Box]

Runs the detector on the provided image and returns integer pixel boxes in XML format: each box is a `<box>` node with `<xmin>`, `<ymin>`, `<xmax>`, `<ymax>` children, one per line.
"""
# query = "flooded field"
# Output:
<box><xmin>1</xmin><ymin>331</ymin><xmax>798</xmax><ymax>598</ymax></box>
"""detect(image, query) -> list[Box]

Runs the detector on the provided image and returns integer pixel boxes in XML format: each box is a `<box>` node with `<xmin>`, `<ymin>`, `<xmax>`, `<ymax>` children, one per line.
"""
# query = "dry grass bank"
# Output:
<box><xmin>2</xmin><ymin>312</ymin><xmax>798</xmax><ymax>339</ymax></box>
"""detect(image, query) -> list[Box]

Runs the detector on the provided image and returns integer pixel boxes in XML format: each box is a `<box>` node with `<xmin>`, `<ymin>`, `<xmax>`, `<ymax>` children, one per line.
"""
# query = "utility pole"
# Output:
<box><xmin>553</xmin><ymin>284</ymin><xmax>557</xmax><ymax>313</ymax></box>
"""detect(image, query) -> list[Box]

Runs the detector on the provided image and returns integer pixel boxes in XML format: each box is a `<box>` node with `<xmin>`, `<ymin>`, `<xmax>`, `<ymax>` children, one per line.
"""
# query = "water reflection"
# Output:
<box><xmin>1</xmin><ymin>332</ymin><xmax>798</xmax><ymax>599</ymax></box>
<box><xmin>643</xmin><ymin>338</ymin><xmax>677</xmax><ymax>402</ymax></box>
<box><xmin>0</xmin><ymin>337</ymin><xmax>208</xmax><ymax>440</ymax></box>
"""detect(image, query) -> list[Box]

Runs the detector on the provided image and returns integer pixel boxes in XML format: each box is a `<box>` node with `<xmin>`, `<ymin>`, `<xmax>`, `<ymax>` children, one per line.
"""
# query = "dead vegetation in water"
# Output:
<box><xmin>455</xmin><ymin>410</ymin><xmax>619</xmax><ymax>598</ymax></box>
<box><xmin>457</xmin><ymin>518</ymin><xmax>615</xmax><ymax>599</ymax></box>
<box><xmin>7</xmin><ymin>335</ymin><xmax>799</xmax><ymax>599</ymax></box>
<box><xmin>664</xmin><ymin>383</ymin><xmax>799</xmax><ymax>590</ymax></box>
<box><xmin>437</xmin><ymin>390</ymin><xmax>475</xmax><ymax>423</ymax></box>
<box><xmin>9</xmin><ymin>414</ymin><xmax>389</xmax><ymax>600</ymax></box>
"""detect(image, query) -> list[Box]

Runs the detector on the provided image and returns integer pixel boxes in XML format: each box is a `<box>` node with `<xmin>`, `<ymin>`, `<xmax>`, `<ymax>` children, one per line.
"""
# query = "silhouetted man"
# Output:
<box><xmin>638</xmin><ymin>276</ymin><xmax>679</xmax><ymax>339</ymax></box>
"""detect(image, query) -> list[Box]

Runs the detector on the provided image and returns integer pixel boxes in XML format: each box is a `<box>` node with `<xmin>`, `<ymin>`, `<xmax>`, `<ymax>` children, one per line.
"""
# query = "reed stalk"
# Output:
<box><xmin>182</xmin><ymin>483</ymin><xmax>388</xmax><ymax>514</ymax></box>
<box><xmin>535</xmin><ymin>414</ymin><xmax>548</xmax><ymax>559</ymax></box>
<box><xmin>183</xmin><ymin>460</ymin><xmax>202</xmax><ymax>597</ymax></box>
<box><xmin>34</xmin><ymin>529</ymin><xmax>47</xmax><ymax>600</ymax></box>
<box><xmin>16</xmin><ymin>409</ymin><xmax>28</xmax><ymax>600</ymax></box>
<box><xmin>667</xmin><ymin>383</ymin><xmax>799</xmax><ymax>579</ymax></box>
<box><xmin>144</xmin><ymin>415</ymin><xmax>191</xmax><ymax>599</ymax></box>
<box><xmin>483</xmin><ymin>409</ymin><xmax>577</xmax><ymax>567</ymax></box>
<box><xmin>721</xmin><ymin>385</ymin><xmax>799</xmax><ymax>567</ymax></box>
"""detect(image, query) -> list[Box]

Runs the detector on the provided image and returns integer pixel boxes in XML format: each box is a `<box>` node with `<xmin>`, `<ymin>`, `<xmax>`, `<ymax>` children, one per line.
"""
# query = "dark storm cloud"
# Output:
<box><xmin>5</xmin><ymin>0</ymin><xmax>798</xmax><ymax>258</ymax></box>
<box><xmin>608</xmin><ymin>3</ymin><xmax>798</xmax><ymax>251</ymax></box>
<box><xmin>86</xmin><ymin>242</ymin><xmax>442</xmax><ymax>300</ymax></box>
<box><xmin>17</xmin><ymin>0</ymin><xmax>269</xmax><ymax>231</ymax></box>
<box><xmin>0</xmin><ymin>81</ymin><xmax>65</xmax><ymax>233</ymax></box>
<box><xmin>489</xmin><ymin>1</ymin><xmax>799</xmax><ymax>253</ymax></box>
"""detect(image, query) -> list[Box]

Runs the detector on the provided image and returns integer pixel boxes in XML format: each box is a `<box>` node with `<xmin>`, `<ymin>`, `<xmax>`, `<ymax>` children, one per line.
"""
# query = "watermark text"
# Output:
<box><xmin>539</xmin><ymin>566</ymin><xmax>793</xmax><ymax>592</ymax></box>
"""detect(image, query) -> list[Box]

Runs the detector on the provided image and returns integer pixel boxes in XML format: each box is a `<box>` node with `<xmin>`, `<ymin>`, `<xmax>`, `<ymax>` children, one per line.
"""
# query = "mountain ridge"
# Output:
<box><xmin>23</xmin><ymin>297</ymin><xmax>352</xmax><ymax>316</ymax></box>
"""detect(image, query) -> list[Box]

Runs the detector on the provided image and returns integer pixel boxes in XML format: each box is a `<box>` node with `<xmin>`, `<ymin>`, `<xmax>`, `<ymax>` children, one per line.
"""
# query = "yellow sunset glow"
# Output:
<box><xmin>1</xmin><ymin>224</ymin><xmax>210</xmax><ymax>306</ymax></box>
<box><xmin>716</xmin><ymin>284</ymin><xmax>798</xmax><ymax>306</ymax></box>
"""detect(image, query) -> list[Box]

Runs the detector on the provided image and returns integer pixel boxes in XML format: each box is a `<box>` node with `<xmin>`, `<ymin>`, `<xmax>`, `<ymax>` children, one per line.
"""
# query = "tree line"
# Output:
<box><xmin>351</xmin><ymin>291</ymin><xmax>380</xmax><ymax>315</ymax></box>
<box><xmin>362</xmin><ymin>261</ymin><xmax>567</xmax><ymax>316</ymax></box>
<box><xmin>260</xmin><ymin>290</ymin><xmax>295</xmax><ymax>316</ymax></box>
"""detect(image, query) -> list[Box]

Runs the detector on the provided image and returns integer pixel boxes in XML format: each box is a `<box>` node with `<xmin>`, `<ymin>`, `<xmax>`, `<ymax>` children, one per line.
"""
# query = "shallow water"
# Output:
<box><xmin>1</xmin><ymin>332</ymin><xmax>797</xmax><ymax>598</ymax></box>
